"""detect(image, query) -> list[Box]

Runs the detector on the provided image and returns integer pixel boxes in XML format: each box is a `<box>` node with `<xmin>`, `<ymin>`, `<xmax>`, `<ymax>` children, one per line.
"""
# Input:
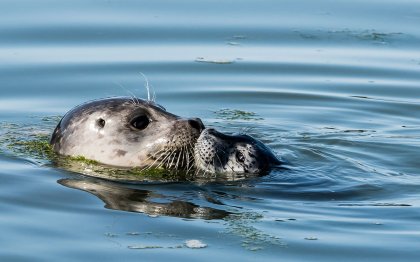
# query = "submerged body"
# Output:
<box><xmin>50</xmin><ymin>97</ymin><xmax>281</xmax><ymax>175</ymax></box>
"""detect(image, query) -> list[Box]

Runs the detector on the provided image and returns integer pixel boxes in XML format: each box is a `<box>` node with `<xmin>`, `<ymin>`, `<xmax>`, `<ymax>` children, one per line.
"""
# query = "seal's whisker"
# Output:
<box><xmin>151</xmin><ymin>84</ymin><xmax>157</xmax><ymax>102</ymax></box>
<box><xmin>186</xmin><ymin>141</ymin><xmax>196</xmax><ymax>173</ymax></box>
<box><xmin>186</xmin><ymin>155</ymin><xmax>196</xmax><ymax>174</ymax></box>
<box><xmin>157</xmin><ymin>149</ymin><xmax>176</xmax><ymax>169</ymax></box>
<box><xmin>188</xmin><ymin>145</ymin><xmax>195</xmax><ymax>168</ymax></box>
<box><xmin>141</xmin><ymin>148</ymin><xmax>165</xmax><ymax>163</ymax></box>
<box><xmin>214</xmin><ymin>152</ymin><xmax>224</xmax><ymax>173</ymax></box>
<box><xmin>154</xmin><ymin>134</ymin><xmax>177</xmax><ymax>169</ymax></box>
<box><xmin>187</xmin><ymin>142</ymin><xmax>193</xmax><ymax>162</ymax></box>
<box><xmin>201</xmin><ymin>166</ymin><xmax>210</xmax><ymax>177</ymax></box>
<box><xmin>177</xmin><ymin>146</ymin><xmax>184</xmax><ymax>170</ymax></box>
<box><xmin>168</xmin><ymin>149</ymin><xmax>178</xmax><ymax>169</ymax></box>
<box><xmin>138</xmin><ymin>147</ymin><xmax>167</xmax><ymax>168</ymax></box>
<box><xmin>211</xmin><ymin>154</ymin><xmax>217</xmax><ymax>175</ymax></box>
<box><xmin>139</xmin><ymin>72</ymin><xmax>151</xmax><ymax>102</ymax></box>
<box><xmin>154</xmin><ymin>152</ymin><xmax>170</xmax><ymax>169</ymax></box>
<box><xmin>181</xmin><ymin>145</ymin><xmax>187</xmax><ymax>169</ymax></box>
<box><xmin>175</xmin><ymin>147</ymin><xmax>183</xmax><ymax>171</ymax></box>
<box><xmin>140</xmin><ymin>149</ymin><xmax>167</xmax><ymax>172</ymax></box>
<box><xmin>194</xmin><ymin>164</ymin><xmax>201</xmax><ymax>177</ymax></box>
<box><xmin>139</xmin><ymin>161</ymin><xmax>156</xmax><ymax>172</ymax></box>
<box><xmin>179</xmin><ymin>149</ymin><xmax>185</xmax><ymax>171</ymax></box>
<box><xmin>179</xmin><ymin>145</ymin><xmax>187</xmax><ymax>170</ymax></box>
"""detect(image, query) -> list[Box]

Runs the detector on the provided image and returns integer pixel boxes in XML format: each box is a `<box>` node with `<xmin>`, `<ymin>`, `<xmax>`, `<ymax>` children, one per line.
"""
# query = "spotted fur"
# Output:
<box><xmin>194</xmin><ymin>128</ymin><xmax>281</xmax><ymax>174</ymax></box>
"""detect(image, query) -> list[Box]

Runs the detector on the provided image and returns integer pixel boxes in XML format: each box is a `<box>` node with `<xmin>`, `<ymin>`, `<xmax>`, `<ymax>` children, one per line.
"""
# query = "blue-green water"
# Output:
<box><xmin>1</xmin><ymin>0</ymin><xmax>420</xmax><ymax>261</ymax></box>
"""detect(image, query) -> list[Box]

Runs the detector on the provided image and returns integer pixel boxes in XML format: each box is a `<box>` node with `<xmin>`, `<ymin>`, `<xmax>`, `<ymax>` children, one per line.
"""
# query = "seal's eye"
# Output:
<box><xmin>236</xmin><ymin>151</ymin><xmax>245</xmax><ymax>163</ymax></box>
<box><xmin>130</xmin><ymin>115</ymin><xmax>150</xmax><ymax>130</ymax></box>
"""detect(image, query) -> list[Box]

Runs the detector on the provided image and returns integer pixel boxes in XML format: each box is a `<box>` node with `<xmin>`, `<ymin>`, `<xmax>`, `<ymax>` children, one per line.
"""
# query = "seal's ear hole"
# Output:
<box><xmin>130</xmin><ymin>115</ymin><xmax>150</xmax><ymax>130</ymax></box>
<box><xmin>97</xmin><ymin>118</ymin><xmax>106</xmax><ymax>128</ymax></box>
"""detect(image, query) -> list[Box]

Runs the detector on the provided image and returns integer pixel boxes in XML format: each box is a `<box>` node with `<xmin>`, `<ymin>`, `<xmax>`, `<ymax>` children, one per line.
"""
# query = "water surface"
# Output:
<box><xmin>1</xmin><ymin>0</ymin><xmax>420</xmax><ymax>261</ymax></box>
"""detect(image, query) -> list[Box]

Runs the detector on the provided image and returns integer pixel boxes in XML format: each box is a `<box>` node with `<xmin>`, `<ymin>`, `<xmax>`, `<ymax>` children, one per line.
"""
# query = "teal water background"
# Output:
<box><xmin>1</xmin><ymin>0</ymin><xmax>420</xmax><ymax>261</ymax></box>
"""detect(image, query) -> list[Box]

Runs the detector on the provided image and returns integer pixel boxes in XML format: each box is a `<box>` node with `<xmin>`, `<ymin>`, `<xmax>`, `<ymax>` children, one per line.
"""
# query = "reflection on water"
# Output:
<box><xmin>58</xmin><ymin>178</ymin><xmax>229</xmax><ymax>219</ymax></box>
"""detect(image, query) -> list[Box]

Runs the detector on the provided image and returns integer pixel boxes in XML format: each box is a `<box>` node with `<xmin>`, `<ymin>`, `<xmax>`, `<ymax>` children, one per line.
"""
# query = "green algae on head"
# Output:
<box><xmin>67</xmin><ymin>155</ymin><xmax>99</xmax><ymax>165</ymax></box>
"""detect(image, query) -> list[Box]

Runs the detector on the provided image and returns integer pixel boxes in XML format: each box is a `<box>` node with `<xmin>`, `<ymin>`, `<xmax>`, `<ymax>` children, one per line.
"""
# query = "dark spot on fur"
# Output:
<box><xmin>115</xmin><ymin>149</ymin><xmax>127</xmax><ymax>157</ymax></box>
<box><xmin>127</xmin><ymin>136</ymin><xmax>140</xmax><ymax>143</ymax></box>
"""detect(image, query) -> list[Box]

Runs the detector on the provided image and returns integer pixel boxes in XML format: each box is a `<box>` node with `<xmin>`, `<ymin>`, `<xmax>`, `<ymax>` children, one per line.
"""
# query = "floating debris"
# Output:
<box><xmin>195</xmin><ymin>57</ymin><xmax>234</xmax><ymax>64</ymax></box>
<box><xmin>227</xmin><ymin>41</ymin><xmax>241</xmax><ymax>46</ymax></box>
<box><xmin>342</xmin><ymin>129</ymin><xmax>370</xmax><ymax>133</ymax></box>
<box><xmin>304</xmin><ymin>237</ymin><xmax>318</xmax><ymax>240</ymax></box>
<box><xmin>326</xmin><ymin>29</ymin><xmax>403</xmax><ymax>44</ymax></box>
<box><xmin>248</xmin><ymin>246</ymin><xmax>263</xmax><ymax>251</ymax></box>
<box><xmin>127</xmin><ymin>245</ymin><xmax>163</xmax><ymax>250</ymax></box>
<box><xmin>338</xmin><ymin>203</ymin><xmax>411</xmax><ymax>207</ymax></box>
<box><xmin>358</xmin><ymin>31</ymin><xmax>402</xmax><ymax>42</ymax></box>
<box><xmin>225</xmin><ymin>213</ymin><xmax>285</xmax><ymax>251</ymax></box>
<box><xmin>372</xmin><ymin>203</ymin><xmax>411</xmax><ymax>207</ymax></box>
<box><xmin>40</xmin><ymin>115</ymin><xmax>62</xmax><ymax>122</ymax></box>
<box><xmin>185</xmin><ymin>239</ymin><xmax>208</xmax><ymax>249</ymax></box>
<box><xmin>126</xmin><ymin>232</ymin><xmax>141</xmax><ymax>236</ymax></box>
<box><xmin>104</xmin><ymin>232</ymin><xmax>119</xmax><ymax>238</ymax></box>
<box><xmin>168</xmin><ymin>245</ymin><xmax>184</xmax><ymax>249</ymax></box>
<box><xmin>351</xmin><ymin>95</ymin><xmax>372</xmax><ymax>100</ymax></box>
<box><xmin>214</xmin><ymin>109</ymin><xmax>263</xmax><ymax>121</ymax></box>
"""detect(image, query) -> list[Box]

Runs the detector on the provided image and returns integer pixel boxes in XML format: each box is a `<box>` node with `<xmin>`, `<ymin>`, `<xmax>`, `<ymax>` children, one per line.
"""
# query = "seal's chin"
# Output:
<box><xmin>194</xmin><ymin>128</ymin><xmax>281</xmax><ymax>175</ymax></box>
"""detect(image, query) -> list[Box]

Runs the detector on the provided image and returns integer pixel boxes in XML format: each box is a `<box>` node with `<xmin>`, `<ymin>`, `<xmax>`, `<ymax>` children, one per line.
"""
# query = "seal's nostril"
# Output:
<box><xmin>188</xmin><ymin>118</ymin><xmax>205</xmax><ymax>132</ymax></box>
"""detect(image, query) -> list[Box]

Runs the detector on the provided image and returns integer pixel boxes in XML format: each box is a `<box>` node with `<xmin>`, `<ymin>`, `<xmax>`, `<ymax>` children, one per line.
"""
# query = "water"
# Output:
<box><xmin>1</xmin><ymin>0</ymin><xmax>420</xmax><ymax>261</ymax></box>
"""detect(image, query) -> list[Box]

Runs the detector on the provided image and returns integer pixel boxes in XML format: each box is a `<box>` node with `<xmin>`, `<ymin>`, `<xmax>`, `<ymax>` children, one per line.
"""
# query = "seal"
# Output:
<box><xmin>194</xmin><ymin>128</ymin><xmax>281</xmax><ymax>174</ymax></box>
<box><xmin>50</xmin><ymin>97</ymin><xmax>204</xmax><ymax>170</ymax></box>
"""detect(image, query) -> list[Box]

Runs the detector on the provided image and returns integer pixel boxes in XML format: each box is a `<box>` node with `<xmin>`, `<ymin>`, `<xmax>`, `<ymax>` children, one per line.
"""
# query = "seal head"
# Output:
<box><xmin>194</xmin><ymin>128</ymin><xmax>281</xmax><ymax>174</ymax></box>
<box><xmin>50</xmin><ymin>97</ymin><xmax>204</xmax><ymax>169</ymax></box>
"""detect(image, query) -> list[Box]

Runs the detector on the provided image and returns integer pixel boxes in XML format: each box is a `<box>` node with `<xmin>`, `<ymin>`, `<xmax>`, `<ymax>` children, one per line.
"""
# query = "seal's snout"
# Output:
<box><xmin>188</xmin><ymin>118</ymin><xmax>205</xmax><ymax>133</ymax></box>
